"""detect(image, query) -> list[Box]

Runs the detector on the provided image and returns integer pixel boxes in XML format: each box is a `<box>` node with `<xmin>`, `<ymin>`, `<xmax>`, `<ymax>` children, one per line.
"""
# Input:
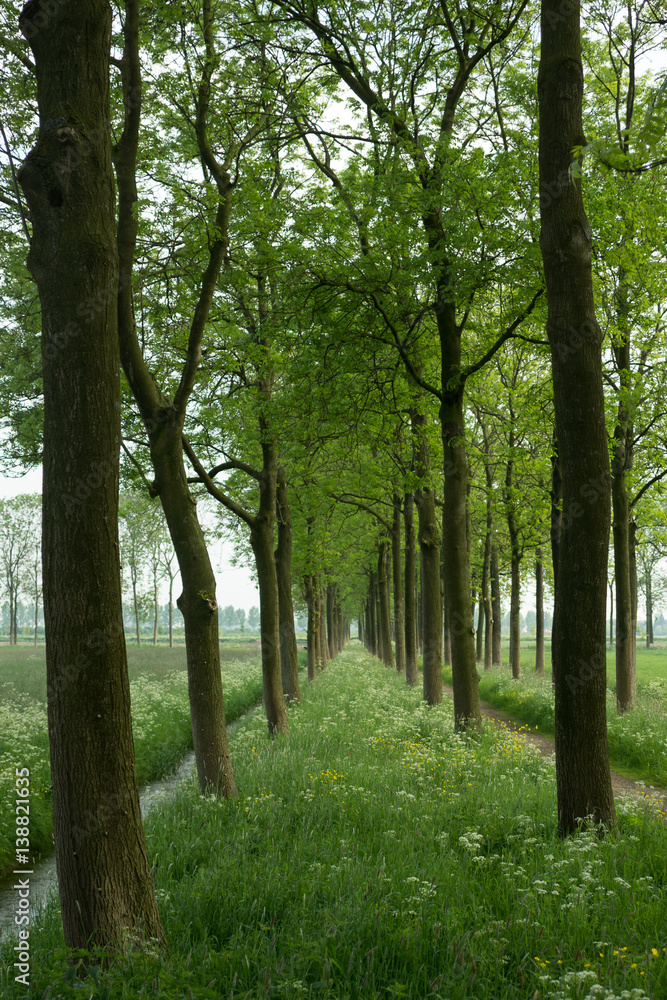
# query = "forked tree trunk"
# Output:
<box><xmin>404</xmin><ymin>492</ymin><xmax>419</xmax><ymax>685</ymax></box>
<box><xmin>275</xmin><ymin>468</ymin><xmax>300</xmax><ymax>703</ymax></box>
<box><xmin>538</xmin><ymin>0</ymin><xmax>615</xmax><ymax>832</ymax></box>
<box><xmin>18</xmin><ymin>0</ymin><xmax>162</xmax><ymax>949</ymax></box>
<box><xmin>114</xmin><ymin>0</ymin><xmax>235</xmax><ymax>797</ymax></box>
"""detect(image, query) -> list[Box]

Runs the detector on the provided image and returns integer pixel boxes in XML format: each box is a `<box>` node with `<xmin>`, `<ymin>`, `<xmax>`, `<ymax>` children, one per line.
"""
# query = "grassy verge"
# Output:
<box><xmin>444</xmin><ymin>651</ymin><xmax>667</xmax><ymax>787</ymax></box>
<box><xmin>0</xmin><ymin>647</ymin><xmax>267</xmax><ymax>879</ymax></box>
<box><xmin>3</xmin><ymin>643</ymin><xmax>667</xmax><ymax>999</ymax></box>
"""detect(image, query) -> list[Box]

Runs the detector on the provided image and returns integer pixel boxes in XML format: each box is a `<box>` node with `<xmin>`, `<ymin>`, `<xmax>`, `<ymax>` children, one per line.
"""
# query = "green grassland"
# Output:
<box><xmin>0</xmin><ymin>644</ymin><xmax>267</xmax><ymax>878</ymax></box>
<box><xmin>456</xmin><ymin>639</ymin><xmax>667</xmax><ymax>786</ymax></box>
<box><xmin>1</xmin><ymin>644</ymin><xmax>665</xmax><ymax>1000</ymax></box>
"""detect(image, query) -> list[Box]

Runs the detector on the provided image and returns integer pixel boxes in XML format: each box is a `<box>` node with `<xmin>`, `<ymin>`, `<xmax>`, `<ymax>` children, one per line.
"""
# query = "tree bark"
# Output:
<box><xmin>326</xmin><ymin>582</ymin><xmax>336</xmax><ymax>660</ymax></box>
<box><xmin>377</xmin><ymin>541</ymin><xmax>394</xmax><ymax>667</ymax></box>
<box><xmin>250</xmin><ymin>448</ymin><xmax>288</xmax><ymax>735</ymax></box>
<box><xmin>318</xmin><ymin>580</ymin><xmax>329</xmax><ymax>668</ymax></box>
<box><xmin>392</xmin><ymin>494</ymin><xmax>406</xmax><ymax>674</ymax></box>
<box><xmin>18</xmin><ymin>0</ymin><xmax>163</xmax><ymax>949</ymax></box>
<box><xmin>368</xmin><ymin>570</ymin><xmax>378</xmax><ymax>657</ymax></box>
<box><xmin>403</xmin><ymin>491</ymin><xmax>419</xmax><ymax>685</ymax></box>
<box><xmin>550</xmin><ymin>442</ymin><xmax>562</xmax><ymax>600</ymax></box>
<box><xmin>538</xmin><ymin>0</ymin><xmax>615</xmax><ymax>832</ymax></box>
<box><xmin>439</xmin><ymin>372</ymin><xmax>480</xmax><ymax>727</ymax></box>
<box><xmin>535</xmin><ymin>552</ymin><xmax>545</xmax><ymax>675</ymax></box>
<box><xmin>114</xmin><ymin>0</ymin><xmax>236</xmax><ymax>797</ymax></box>
<box><xmin>630</xmin><ymin>518</ymin><xmax>637</xmax><ymax>684</ymax></box>
<box><xmin>275</xmin><ymin>468</ymin><xmax>300</xmax><ymax>703</ymax></box>
<box><xmin>478</xmin><ymin>529</ymin><xmax>491</xmax><ymax>666</ymax></box>
<box><xmin>612</xmin><ymin>466</ymin><xmax>634</xmax><ymax>708</ymax></box>
<box><xmin>505</xmin><ymin>431</ymin><xmax>522</xmax><ymax>680</ymax></box>
<box><xmin>305</xmin><ymin>573</ymin><xmax>318</xmax><ymax>680</ymax></box>
<box><xmin>490</xmin><ymin>543</ymin><xmax>502</xmax><ymax>666</ymax></box>
<box><xmin>411</xmin><ymin>410</ymin><xmax>442</xmax><ymax>704</ymax></box>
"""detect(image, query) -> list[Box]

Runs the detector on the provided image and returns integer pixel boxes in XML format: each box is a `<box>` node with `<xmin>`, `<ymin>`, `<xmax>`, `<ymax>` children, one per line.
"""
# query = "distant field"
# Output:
<box><xmin>0</xmin><ymin>642</ymin><xmax>263</xmax><ymax>703</ymax></box>
<box><xmin>497</xmin><ymin>637</ymin><xmax>667</xmax><ymax>687</ymax></box>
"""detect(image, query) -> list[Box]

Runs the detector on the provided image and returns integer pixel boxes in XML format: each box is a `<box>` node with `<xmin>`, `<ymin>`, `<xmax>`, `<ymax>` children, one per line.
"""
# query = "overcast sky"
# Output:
<box><xmin>0</xmin><ymin>466</ymin><xmax>261</xmax><ymax>612</ymax></box>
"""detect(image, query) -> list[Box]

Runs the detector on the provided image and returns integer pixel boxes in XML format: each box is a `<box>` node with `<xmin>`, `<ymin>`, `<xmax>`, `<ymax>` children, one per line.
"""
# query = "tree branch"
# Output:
<box><xmin>182</xmin><ymin>436</ymin><xmax>255</xmax><ymax>527</ymax></box>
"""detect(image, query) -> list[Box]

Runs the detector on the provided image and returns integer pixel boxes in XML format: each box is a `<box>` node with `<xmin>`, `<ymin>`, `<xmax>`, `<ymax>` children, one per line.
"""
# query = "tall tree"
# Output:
<box><xmin>114</xmin><ymin>0</ymin><xmax>239</xmax><ymax>794</ymax></box>
<box><xmin>17</xmin><ymin>0</ymin><xmax>163</xmax><ymax>949</ymax></box>
<box><xmin>538</xmin><ymin>0</ymin><xmax>615</xmax><ymax>833</ymax></box>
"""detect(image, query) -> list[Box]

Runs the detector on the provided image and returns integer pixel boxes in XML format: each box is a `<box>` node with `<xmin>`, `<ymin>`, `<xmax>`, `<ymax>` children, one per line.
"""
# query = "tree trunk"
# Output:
<box><xmin>490</xmin><ymin>544</ymin><xmax>502</xmax><ymax>666</ymax></box>
<box><xmin>443</xmin><ymin>598</ymin><xmax>452</xmax><ymax>666</ymax></box>
<box><xmin>612</xmin><ymin>465</ymin><xmax>634</xmax><ymax>709</ymax></box>
<box><xmin>404</xmin><ymin>492</ymin><xmax>419</xmax><ymax>685</ymax></box>
<box><xmin>609</xmin><ymin>578</ymin><xmax>614</xmax><ymax>647</ymax></box>
<box><xmin>132</xmin><ymin>571</ymin><xmax>141</xmax><ymax>646</ymax></box>
<box><xmin>305</xmin><ymin>574</ymin><xmax>318</xmax><ymax>680</ymax></box>
<box><xmin>612</xmin><ymin>322</ymin><xmax>634</xmax><ymax>708</ymax></box>
<box><xmin>535</xmin><ymin>552</ymin><xmax>545</xmax><ymax>675</ymax></box>
<box><xmin>250</xmin><ymin>453</ymin><xmax>288</xmax><ymax>735</ymax></box>
<box><xmin>630</xmin><ymin>519</ymin><xmax>637</xmax><ymax>686</ymax></box>
<box><xmin>550</xmin><ymin>440</ymin><xmax>562</xmax><ymax>596</ymax></box>
<box><xmin>368</xmin><ymin>571</ymin><xmax>378</xmax><ymax>657</ymax></box>
<box><xmin>18</xmin><ymin>0</ymin><xmax>163</xmax><ymax>949</ymax></box>
<box><xmin>275</xmin><ymin>468</ymin><xmax>300</xmax><ymax>703</ymax></box>
<box><xmin>168</xmin><ymin>573</ymin><xmax>174</xmax><ymax>648</ymax></box>
<box><xmin>439</xmin><ymin>381</ymin><xmax>480</xmax><ymax>727</ymax></box>
<box><xmin>411</xmin><ymin>410</ymin><xmax>442</xmax><ymax>704</ymax></box>
<box><xmin>538</xmin><ymin>0</ymin><xmax>615</xmax><ymax>832</ymax></box>
<box><xmin>326</xmin><ymin>582</ymin><xmax>336</xmax><ymax>660</ymax></box>
<box><xmin>153</xmin><ymin>573</ymin><xmax>158</xmax><ymax>645</ymax></box>
<box><xmin>646</xmin><ymin>568</ymin><xmax>653</xmax><ymax>648</ymax></box>
<box><xmin>509</xmin><ymin>547</ymin><xmax>521</xmax><ymax>680</ymax></box>
<box><xmin>377</xmin><ymin>541</ymin><xmax>394</xmax><ymax>667</ymax></box>
<box><xmin>478</xmin><ymin>529</ymin><xmax>491</xmax><ymax>665</ymax></box>
<box><xmin>392</xmin><ymin>495</ymin><xmax>406</xmax><ymax>674</ymax></box>
<box><xmin>318</xmin><ymin>581</ymin><xmax>329</xmax><ymax>668</ymax></box>
<box><xmin>113</xmin><ymin>0</ymin><xmax>236</xmax><ymax>798</ymax></box>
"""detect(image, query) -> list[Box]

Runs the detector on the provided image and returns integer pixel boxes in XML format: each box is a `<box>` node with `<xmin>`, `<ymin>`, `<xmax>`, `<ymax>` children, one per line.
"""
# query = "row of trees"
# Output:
<box><xmin>2</xmin><ymin>0</ymin><xmax>667</xmax><ymax>961</ymax></box>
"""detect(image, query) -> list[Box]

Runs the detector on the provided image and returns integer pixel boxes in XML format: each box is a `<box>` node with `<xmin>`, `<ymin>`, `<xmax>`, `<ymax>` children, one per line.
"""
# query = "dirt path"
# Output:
<box><xmin>444</xmin><ymin>685</ymin><xmax>667</xmax><ymax>809</ymax></box>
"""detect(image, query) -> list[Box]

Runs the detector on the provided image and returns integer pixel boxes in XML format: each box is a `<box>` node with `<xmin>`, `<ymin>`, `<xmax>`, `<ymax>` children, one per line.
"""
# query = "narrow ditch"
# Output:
<box><xmin>0</xmin><ymin>705</ymin><xmax>261</xmax><ymax>939</ymax></box>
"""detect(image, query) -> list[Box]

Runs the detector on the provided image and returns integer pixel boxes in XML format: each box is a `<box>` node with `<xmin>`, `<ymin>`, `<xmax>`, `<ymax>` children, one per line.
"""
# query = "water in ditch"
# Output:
<box><xmin>0</xmin><ymin>707</ymin><xmax>259</xmax><ymax>940</ymax></box>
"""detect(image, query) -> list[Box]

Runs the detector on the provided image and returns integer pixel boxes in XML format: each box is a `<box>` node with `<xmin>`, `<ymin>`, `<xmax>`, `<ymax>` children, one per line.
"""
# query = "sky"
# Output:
<box><xmin>0</xmin><ymin>466</ymin><xmax>261</xmax><ymax>613</ymax></box>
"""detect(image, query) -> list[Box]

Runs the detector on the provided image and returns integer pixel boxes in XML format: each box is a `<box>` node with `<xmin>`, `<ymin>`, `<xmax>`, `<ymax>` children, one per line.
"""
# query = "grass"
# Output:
<box><xmin>0</xmin><ymin>645</ymin><xmax>267</xmax><ymax>880</ymax></box>
<box><xmin>1</xmin><ymin>642</ymin><xmax>666</xmax><ymax>999</ymax></box>
<box><xmin>449</xmin><ymin>641</ymin><xmax>667</xmax><ymax>787</ymax></box>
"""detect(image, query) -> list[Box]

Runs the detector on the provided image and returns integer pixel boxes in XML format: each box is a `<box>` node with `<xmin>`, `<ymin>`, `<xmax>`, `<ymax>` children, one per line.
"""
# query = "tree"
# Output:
<box><xmin>114</xmin><ymin>0</ymin><xmax>239</xmax><ymax>796</ymax></box>
<box><xmin>538</xmin><ymin>0</ymin><xmax>615</xmax><ymax>833</ymax></box>
<box><xmin>247</xmin><ymin>605</ymin><xmax>260</xmax><ymax>630</ymax></box>
<box><xmin>16</xmin><ymin>0</ymin><xmax>162</xmax><ymax>950</ymax></box>
<box><xmin>0</xmin><ymin>494</ymin><xmax>37</xmax><ymax>643</ymax></box>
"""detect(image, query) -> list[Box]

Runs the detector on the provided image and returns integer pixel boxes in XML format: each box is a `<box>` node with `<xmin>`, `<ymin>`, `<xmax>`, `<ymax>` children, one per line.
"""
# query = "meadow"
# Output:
<box><xmin>468</xmin><ymin>641</ymin><xmax>667</xmax><ymax>786</ymax></box>
<box><xmin>0</xmin><ymin>645</ymin><xmax>265</xmax><ymax>878</ymax></box>
<box><xmin>1</xmin><ymin>643</ymin><xmax>666</xmax><ymax>1000</ymax></box>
